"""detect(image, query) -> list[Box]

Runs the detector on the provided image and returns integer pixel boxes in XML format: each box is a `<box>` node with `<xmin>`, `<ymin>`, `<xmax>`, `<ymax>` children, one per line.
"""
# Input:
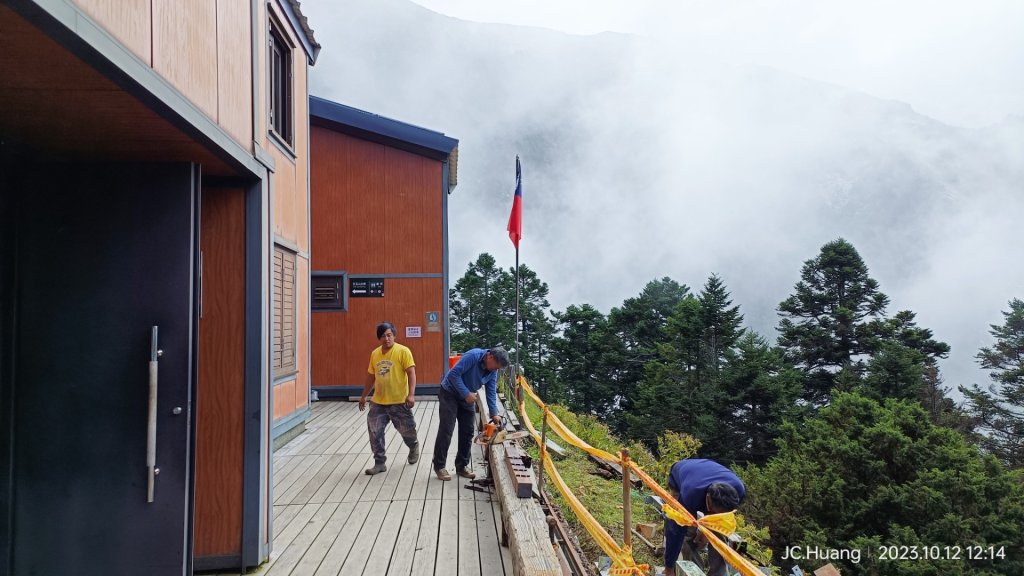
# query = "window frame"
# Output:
<box><xmin>268</xmin><ymin>20</ymin><xmax>293</xmax><ymax>148</ymax></box>
<box><xmin>311</xmin><ymin>271</ymin><xmax>348</xmax><ymax>312</ymax></box>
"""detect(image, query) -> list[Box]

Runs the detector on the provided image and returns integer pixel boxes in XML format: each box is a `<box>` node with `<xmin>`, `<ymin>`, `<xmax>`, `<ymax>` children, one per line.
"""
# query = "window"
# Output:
<box><xmin>311</xmin><ymin>272</ymin><xmax>346</xmax><ymax>311</ymax></box>
<box><xmin>272</xmin><ymin>246</ymin><xmax>296</xmax><ymax>378</ymax></box>
<box><xmin>269</xmin><ymin>24</ymin><xmax>292</xmax><ymax>146</ymax></box>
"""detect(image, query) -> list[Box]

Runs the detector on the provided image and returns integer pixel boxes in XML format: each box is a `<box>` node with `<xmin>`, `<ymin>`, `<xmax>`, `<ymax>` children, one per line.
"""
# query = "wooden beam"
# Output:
<box><xmin>478</xmin><ymin>395</ymin><xmax>562</xmax><ymax>575</ymax></box>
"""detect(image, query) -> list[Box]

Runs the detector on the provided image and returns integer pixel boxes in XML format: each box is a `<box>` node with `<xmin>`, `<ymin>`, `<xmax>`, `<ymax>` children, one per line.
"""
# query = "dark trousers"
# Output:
<box><xmin>665</xmin><ymin>521</ymin><xmax>727</xmax><ymax>576</ymax></box>
<box><xmin>366</xmin><ymin>401</ymin><xmax>418</xmax><ymax>466</ymax></box>
<box><xmin>432</xmin><ymin>387</ymin><xmax>476</xmax><ymax>470</ymax></box>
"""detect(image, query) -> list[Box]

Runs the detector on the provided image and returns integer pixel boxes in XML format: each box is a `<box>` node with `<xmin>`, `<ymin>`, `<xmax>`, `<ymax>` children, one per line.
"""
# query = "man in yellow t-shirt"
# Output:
<box><xmin>359</xmin><ymin>322</ymin><xmax>418</xmax><ymax>475</ymax></box>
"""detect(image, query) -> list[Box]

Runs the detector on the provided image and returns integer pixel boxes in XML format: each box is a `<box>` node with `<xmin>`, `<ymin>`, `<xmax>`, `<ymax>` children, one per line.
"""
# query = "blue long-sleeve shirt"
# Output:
<box><xmin>442</xmin><ymin>348</ymin><xmax>498</xmax><ymax>416</ymax></box>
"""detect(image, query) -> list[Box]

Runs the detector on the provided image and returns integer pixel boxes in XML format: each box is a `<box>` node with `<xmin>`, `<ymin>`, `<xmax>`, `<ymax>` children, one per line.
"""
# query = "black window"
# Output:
<box><xmin>269</xmin><ymin>25</ymin><xmax>292</xmax><ymax>146</ymax></box>
<box><xmin>311</xmin><ymin>272</ymin><xmax>346</xmax><ymax>311</ymax></box>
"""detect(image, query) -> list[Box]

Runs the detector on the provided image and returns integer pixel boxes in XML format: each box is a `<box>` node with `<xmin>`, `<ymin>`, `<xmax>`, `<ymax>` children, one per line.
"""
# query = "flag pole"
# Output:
<box><xmin>508</xmin><ymin>155</ymin><xmax>523</xmax><ymax>397</ymax></box>
<box><xmin>514</xmin><ymin>245</ymin><xmax>520</xmax><ymax>386</ymax></box>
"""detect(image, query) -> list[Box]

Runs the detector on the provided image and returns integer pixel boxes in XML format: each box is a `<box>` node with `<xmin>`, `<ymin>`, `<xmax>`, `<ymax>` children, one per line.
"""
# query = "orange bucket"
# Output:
<box><xmin>448</xmin><ymin>354</ymin><xmax>462</xmax><ymax>370</ymax></box>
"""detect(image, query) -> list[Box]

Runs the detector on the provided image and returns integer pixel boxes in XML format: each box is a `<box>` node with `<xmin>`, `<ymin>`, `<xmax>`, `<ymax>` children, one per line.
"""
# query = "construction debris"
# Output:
<box><xmin>504</xmin><ymin>444</ymin><xmax>534</xmax><ymax>498</ymax></box>
<box><xmin>813</xmin><ymin>564</ymin><xmax>841</xmax><ymax>576</ymax></box>
<box><xmin>636</xmin><ymin>522</ymin><xmax>658</xmax><ymax>540</ymax></box>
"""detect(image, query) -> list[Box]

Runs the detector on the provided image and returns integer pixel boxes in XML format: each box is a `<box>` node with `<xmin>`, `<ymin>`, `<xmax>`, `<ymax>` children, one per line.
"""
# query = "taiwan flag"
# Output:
<box><xmin>507</xmin><ymin>156</ymin><xmax>522</xmax><ymax>249</ymax></box>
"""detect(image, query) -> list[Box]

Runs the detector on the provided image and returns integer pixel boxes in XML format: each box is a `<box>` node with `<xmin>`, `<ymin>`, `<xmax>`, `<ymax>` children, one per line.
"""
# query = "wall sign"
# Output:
<box><xmin>349</xmin><ymin>278</ymin><xmax>384</xmax><ymax>297</ymax></box>
<box><xmin>406</xmin><ymin>326</ymin><xmax>422</xmax><ymax>338</ymax></box>
<box><xmin>426</xmin><ymin>311</ymin><xmax>440</xmax><ymax>332</ymax></box>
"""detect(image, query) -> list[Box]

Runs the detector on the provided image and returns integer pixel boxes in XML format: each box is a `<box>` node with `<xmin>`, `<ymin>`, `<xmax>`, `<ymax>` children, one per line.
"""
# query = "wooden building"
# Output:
<box><xmin>309</xmin><ymin>96</ymin><xmax>458</xmax><ymax>397</ymax></box>
<box><xmin>0</xmin><ymin>0</ymin><xmax>317</xmax><ymax>573</ymax></box>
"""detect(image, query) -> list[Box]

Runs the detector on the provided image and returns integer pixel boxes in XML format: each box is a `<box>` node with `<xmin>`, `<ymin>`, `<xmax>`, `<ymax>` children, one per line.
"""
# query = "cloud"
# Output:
<box><xmin>304</xmin><ymin>0</ymin><xmax>1024</xmax><ymax>393</ymax></box>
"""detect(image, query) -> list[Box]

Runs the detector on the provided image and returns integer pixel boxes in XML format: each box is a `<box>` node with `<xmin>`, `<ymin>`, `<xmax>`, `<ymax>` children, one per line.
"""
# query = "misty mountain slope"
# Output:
<box><xmin>303</xmin><ymin>0</ymin><xmax>1024</xmax><ymax>390</ymax></box>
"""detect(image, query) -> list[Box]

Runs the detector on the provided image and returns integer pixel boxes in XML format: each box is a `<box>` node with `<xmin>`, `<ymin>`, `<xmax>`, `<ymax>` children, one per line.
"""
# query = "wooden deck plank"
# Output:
<box><xmin>259</xmin><ymin>400</ymin><xmax>512</xmax><ymax>576</ymax></box>
<box><xmin>274</xmin><ymin>453</ymin><xmax>318</xmax><ymax>494</ymax></box>
<box><xmin>409</xmin><ymin>498</ymin><xmax>442</xmax><ymax>576</ymax></box>
<box><xmin>475</xmin><ymin>484</ymin><xmax>505</xmax><ymax>574</ymax></box>
<box><xmin>433</xmin><ymin>496</ymin><xmax>460</xmax><ymax>574</ymax></box>
<box><xmin>289</xmin><ymin>500</ymin><xmax>356</xmax><ymax>576</ymax></box>
<box><xmin>384</xmin><ymin>499</ymin><xmax>425</xmax><ymax>576</ymax></box>
<box><xmin>492</xmin><ymin>495</ymin><xmax>515</xmax><ymax>571</ymax></box>
<box><xmin>336</xmin><ymin>500</ymin><xmax>391</xmax><ymax>575</ymax></box>
<box><xmin>264</xmin><ymin>501</ymin><xmax>339</xmax><ymax>576</ymax></box>
<box><xmin>277</xmin><ymin>454</ymin><xmax>335</xmax><ymax>505</ymax></box>
<box><xmin>340</xmin><ymin>453</ymin><xmax>379</xmax><ymax>503</ymax></box>
<box><xmin>307</xmin><ymin>452</ymin><xmax>358</xmax><ymax>505</ymax></box>
<box><xmin>361</xmin><ymin>499</ymin><xmax>409</xmax><ymax>575</ymax></box>
<box><xmin>286</xmin><ymin>454</ymin><xmax>346</xmax><ymax>506</ymax></box>
<box><xmin>324</xmin><ymin>452</ymin><xmax>375</xmax><ymax>503</ymax></box>
<box><xmin>311</xmin><ymin>499</ymin><xmax>375</xmax><ymax>576</ymax></box>
<box><xmin>458</xmin><ymin>495</ymin><xmax>483</xmax><ymax>576</ymax></box>
<box><xmin>266</xmin><ymin>502</ymin><xmax>325</xmax><ymax>570</ymax></box>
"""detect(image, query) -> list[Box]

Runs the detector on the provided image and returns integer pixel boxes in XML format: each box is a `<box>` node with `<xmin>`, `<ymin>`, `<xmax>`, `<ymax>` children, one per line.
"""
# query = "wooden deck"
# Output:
<box><xmin>210</xmin><ymin>399</ymin><xmax>513</xmax><ymax>576</ymax></box>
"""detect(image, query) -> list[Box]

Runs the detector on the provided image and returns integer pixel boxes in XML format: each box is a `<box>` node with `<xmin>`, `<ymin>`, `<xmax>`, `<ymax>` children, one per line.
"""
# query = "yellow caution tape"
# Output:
<box><xmin>516</xmin><ymin>375</ymin><xmax>767</xmax><ymax>576</ymax></box>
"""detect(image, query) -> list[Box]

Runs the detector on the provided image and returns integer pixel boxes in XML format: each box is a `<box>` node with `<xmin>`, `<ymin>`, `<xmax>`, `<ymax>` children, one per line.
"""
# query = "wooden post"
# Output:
<box><xmin>622</xmin><ymin>449</ymin><xmax>632</xmax><ymax>550</ymax></box>
<box><xmin>538</xmin><ymin>407</ymin><xmax>548</xmax><ymax>495</ymax></box>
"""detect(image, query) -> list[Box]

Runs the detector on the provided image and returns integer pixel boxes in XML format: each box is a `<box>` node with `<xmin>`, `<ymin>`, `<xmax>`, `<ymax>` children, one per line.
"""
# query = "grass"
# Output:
<box><xmin>507</xmin><ymin>382</ymin><xmax>777</xmax><ymax>573</ymax></box>
<box><xmin>518</xmin><ymin>397</ymin><xmax>667</xmax><ymax>570</ymax></box>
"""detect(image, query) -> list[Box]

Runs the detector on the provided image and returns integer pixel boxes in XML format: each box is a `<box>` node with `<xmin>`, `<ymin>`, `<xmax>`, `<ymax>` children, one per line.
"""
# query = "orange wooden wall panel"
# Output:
<box><xmin>195</xmin><ymin>187</ymin><xmax>245</xmax><ymax>557</ymax></box>
<box><xmin>311</xmin><ymin>279</ymin><xmax>445</xmax><ymax>387</ymax></box>
<box><xmin>312</xmin><ymin>298</ymin><xmax>386</xmax><ymax>386</ymax></box>
<box><xmin>152</xmin><ymin>0</ymin><xmax>218</xmax><ymax>119</ymax></box>
<box><xmin>310</xmin><ymin>127</ymin><xmax>386</xmax><ymax>273</ymax></box>
<box><xmin>385</xmin><ymin>278</ymin><xmax>445</xmax><ymax>385</ymax></box>
<box><xmin>310</xmin><ymin>126</ymin><xmax>448</xmax><ymax>389</ymax></box>
<box><xmin>216</xmin><ymin>0</ymin><xmax>253</xmax><ymax>147</ymax></box>
<box><xmin>383</xmin><ymin>148</ymin><xmax>443</xmax><ymax>273</ymax></box>
<box><xmin>74</xmin><ymin>0</ymin><xmax>151</xmax><ymax>64</ymax></box>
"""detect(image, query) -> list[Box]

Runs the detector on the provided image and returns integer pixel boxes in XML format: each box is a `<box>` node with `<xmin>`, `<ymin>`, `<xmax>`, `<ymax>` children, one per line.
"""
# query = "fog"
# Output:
<box><xmin>303</xmin><ymin>0</ymin><xmax>1024</xmax><ymax>393</ymax></box>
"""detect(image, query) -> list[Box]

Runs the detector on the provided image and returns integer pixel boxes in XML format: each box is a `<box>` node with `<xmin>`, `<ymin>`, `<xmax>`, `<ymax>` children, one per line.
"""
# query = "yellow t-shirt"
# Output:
<box><xmin>367</xmin><ymin>343</ymin><xmax>416</xmax><ymax>405</ymax></box>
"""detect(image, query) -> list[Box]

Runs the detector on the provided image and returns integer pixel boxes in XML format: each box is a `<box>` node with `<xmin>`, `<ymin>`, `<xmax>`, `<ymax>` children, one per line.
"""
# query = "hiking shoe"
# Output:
<box><xmin>408</xmin><ymin>443</ymin><xmax>420</xmax><ymax>465</ymax></box>
<box><xmin>435</xmin><ymin>467</ymin><xmax>451</xmax><ymax>481</ymax></box>
<box><xmin>365</xmin><ymin>463</ymin><xmax>387</xmax><ymax>476</ymax></box>
<box><xmin>456</xmin><ymin>466</ymin><xmax>476</xmax><ymax>479</ymax></box>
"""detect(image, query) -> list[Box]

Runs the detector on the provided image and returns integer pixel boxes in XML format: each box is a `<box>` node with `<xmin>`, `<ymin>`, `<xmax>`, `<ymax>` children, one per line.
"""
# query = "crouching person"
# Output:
<box><xmin>664</xmin><ymin>458</ymin><xmax>745</xmax><ymax>576</ymax></box>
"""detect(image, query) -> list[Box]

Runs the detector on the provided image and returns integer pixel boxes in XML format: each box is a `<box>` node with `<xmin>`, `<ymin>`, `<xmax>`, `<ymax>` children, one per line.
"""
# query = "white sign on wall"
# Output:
<box><xmin>406</xmin><ymin>326</ymin><xmax>422</xmax><ymax>338</ymax></box>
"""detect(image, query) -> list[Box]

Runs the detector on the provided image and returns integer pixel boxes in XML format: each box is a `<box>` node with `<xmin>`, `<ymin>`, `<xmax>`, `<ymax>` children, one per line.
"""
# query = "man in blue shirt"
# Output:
<box><xmin>432</xmin><ymin>347</ymin><xmax>508</xmax><ymax>481</ymax></box>
<box><xmin>664</xmin><ymin>458</ymin><xmax>746</xmax><ymax>576</ymax></box>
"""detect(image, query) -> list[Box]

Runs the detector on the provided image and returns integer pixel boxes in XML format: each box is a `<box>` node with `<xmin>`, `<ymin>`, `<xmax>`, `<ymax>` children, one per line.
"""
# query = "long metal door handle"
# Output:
<box><xmin>147</xmin><ymin>326</ymin><xmax>161</xmax><ymax>503</ymax></box>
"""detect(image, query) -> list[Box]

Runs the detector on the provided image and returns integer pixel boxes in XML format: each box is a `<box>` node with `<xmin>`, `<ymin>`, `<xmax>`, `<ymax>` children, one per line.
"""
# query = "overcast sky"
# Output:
<box><xmin>410</xmin><ymin>0</ymin><xmax>1024</xmax><ymax>128</ymax></box>
<box><xmin>306</xmin><ymin>0</ymin><xmax>1024</xmax><ymax>393</ymax></box>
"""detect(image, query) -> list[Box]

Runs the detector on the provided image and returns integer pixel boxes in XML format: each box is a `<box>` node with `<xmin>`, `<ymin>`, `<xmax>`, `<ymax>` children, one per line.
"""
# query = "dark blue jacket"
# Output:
<box><xmin>442</xmin><ymin>348</ymin><xmax>498</xmax><ymax>416</ymax></box>
<box><xmin>668</xmin><ymin>459</ymin><xmax>746</xmax><ymax>515</ymax></box>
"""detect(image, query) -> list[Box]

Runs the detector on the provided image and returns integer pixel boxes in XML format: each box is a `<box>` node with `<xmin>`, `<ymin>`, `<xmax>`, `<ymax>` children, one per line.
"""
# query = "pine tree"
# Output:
<box><xmin>716</xmin><ymin>332</ymin><xmax>804</xmax><ymax>464</ymax></box>
<box><xmin>510</xmin><ymin>264</ymin><xmax>557</xmax><ymax>395</ymax></box>
<box><xmin>548</xmin><ymin>304</ymin><xmax>625</xmax><ymax>416</ymax></box>
<box><xmin>696</xmin><ymin>274</ymin><xmax>745</xmax><ymax>383</ymax></box>
<box><xmin>449</xmin><ymin>253</ymin><xmax>513</xmax><ymax>352</ymax></box>
<box><xmin>742</xmin><ymin>392</ymin><xmax>1024</xmax><ymax>575</ymax></box>
<box><xmin>777</xmin><ymin>238</ymin><xmax>890</xmax><ymax>405</ymax></box>
<box><xmin>629</xmin><ymin>276</ymin><xmax>746</xmax><ymax>453</ymax></box>
<box><xmin>608</xmin><ymin>277</ymin><xmax>690</xmax><ymax>433</ymax></box>
<box><xmin>961</xmin><ymin>298</ymin><xmax>1024</xmax><ymax>468</ymax></box>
